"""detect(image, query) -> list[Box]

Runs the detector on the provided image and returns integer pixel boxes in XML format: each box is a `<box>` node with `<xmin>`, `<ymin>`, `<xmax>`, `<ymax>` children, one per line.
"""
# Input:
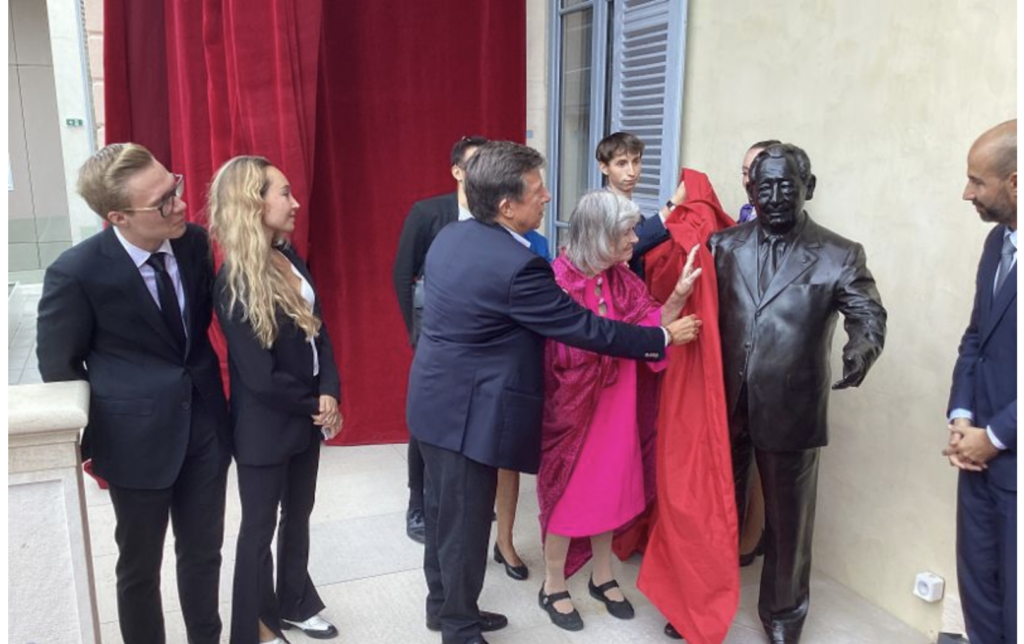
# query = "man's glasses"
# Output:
<box><xmin>124</xmin><ymin>174</ymin><xmax>184</xmax><ymax>218</ymax></box>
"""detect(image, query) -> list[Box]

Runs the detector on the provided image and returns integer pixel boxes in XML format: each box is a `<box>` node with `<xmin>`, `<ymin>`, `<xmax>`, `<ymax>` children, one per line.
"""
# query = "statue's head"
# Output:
<box><xmin>747</xmin><ymin>143</ymin><xmax>816</xmax><ymax>235</ymax></box>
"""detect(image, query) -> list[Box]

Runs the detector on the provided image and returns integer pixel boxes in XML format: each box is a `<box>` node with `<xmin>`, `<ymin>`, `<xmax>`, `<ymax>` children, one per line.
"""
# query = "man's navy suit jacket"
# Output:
<box><xmin>406</xmin><ymin>219</ymin><xmax>665</xmax><ymax>474</ymax></box>
<box><xmin>949</xmin><ymin>224</ymin><xmax>1017</xmax><ymax>491</ymax></box>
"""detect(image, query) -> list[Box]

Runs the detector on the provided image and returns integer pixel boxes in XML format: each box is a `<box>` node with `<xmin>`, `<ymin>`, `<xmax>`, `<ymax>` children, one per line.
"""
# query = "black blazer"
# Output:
<box><xmin>948</xmin><ymin>225</ymin><xmax>1017</xmax><ymax>491</ymax></box>
<box><xmin>392</xmin><ymin>192</ymin><xmax>459</xmax><ymax>344</ymax></box>
<box><xmin>407</xmin><ymin>219</ymin><xmax>666</xmax><ymax>474</ymax></box>
<box><xmin>215</xmin><ymin>244</ymin><xmax>341</xmax><ymax>467</ymax></box>
<box><xmin>37</xmin><ymin>224</ymin><xmax>229</xmax><ymax>489</ymax></box>
<box><xmin>710</xmin><ymin>215</ymin><xmax>887</xmax><ymax>451</ymax></box>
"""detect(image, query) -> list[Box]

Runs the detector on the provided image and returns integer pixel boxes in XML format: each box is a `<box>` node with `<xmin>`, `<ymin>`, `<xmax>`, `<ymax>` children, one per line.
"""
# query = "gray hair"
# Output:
<box><xmin>464</xmin><ymin>141</ymin><xmax>546</xmax><ymax>223</ymax></box>
<box><xmin>565</xmin><ymin>190</ymin><xmax>641</xmax><ymax>276</ymax></box>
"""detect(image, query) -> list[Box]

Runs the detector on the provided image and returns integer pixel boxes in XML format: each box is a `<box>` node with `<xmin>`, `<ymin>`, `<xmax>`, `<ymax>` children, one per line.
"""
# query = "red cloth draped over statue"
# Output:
<box><xmin>632</xmin><ymin>170</ymin><xmax>740</xmax><ymax>644</ymax></box>
<box><xmin>103</xmin><ymin>0</ymin><xmax>525</xmax><ymax>445</ymax></box>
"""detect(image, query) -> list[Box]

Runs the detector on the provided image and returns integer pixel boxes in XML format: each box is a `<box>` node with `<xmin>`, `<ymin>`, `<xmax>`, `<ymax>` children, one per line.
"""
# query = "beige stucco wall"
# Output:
<box><xmin>677</xmin><ymin>0</ymin><xmax>1016</xmax><ymax>638</ymax></box>
<box><xmin>528</xmin><ymin>0</ymin><xmax>1015</xmax><ymax>638</ymax></box>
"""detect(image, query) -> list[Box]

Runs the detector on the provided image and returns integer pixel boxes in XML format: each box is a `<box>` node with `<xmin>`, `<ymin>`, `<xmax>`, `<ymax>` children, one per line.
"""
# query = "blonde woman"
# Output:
<box><xmin>209</xmin><ymin>156</ymin><xmax>341</xmax><ymax>644</ymax></box>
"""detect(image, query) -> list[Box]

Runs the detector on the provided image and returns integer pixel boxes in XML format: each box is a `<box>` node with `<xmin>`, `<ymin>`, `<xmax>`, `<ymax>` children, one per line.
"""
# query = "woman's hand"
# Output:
<box><xmin>313</xmin><ymin>395</ymin><xmax>343</xmax><ymax>439</ymax></box>
<box><xmin>660</xmin><ymin>245</ymin><xmax>702</xmax><ymax>325</ymax></box>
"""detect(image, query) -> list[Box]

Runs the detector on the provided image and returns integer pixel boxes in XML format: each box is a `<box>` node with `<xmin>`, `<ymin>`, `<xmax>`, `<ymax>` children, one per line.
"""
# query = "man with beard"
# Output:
<box><xmin>708</xmin><ymin>143</ymin><xmax>887</xmax><ymax>644</ymax></box>
<box><xmin>943</xmin><ymin>119</ymin><xmax>1016</xmax><ymax>644</ymax></box>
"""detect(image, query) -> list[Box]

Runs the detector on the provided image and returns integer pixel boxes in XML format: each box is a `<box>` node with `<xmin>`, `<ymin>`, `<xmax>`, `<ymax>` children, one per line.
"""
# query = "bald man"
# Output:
<box><xmin>944</xmin><ymin>119</ymin><xmax>1017</xmax><ymax>644</ymax></box>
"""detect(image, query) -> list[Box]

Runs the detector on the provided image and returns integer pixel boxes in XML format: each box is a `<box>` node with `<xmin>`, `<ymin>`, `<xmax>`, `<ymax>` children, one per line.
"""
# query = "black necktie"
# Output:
<box><xmin>993</xmin><ymin>234</ymin><xmax>1015</xmax><ymax>297</ymax></box>
<box><xmin>146</xmin><ymin>252</ymin><xmax>187</xmax><ymax>352</ymax></box>
<box><xmin>759</xmin><ymin>235</ymin><xmax>785</xmax><ymax>296</ymax></box>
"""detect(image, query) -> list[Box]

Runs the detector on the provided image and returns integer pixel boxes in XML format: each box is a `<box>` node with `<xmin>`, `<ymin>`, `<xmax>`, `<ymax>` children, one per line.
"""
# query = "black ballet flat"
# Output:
<box><xmin>538</xmin><ymin>585</ymin><xmax>584</xmax><ymax>631</ymax></box>
<box><xmin>493</xmin><ymin>543</ymin><xmax>529</xmax><ymax>580</ymax></box>
<box><xmin>588</xmin><ymin>577</ymin><xmax>634</xmax><ymax>619</ymax></box>
<box><xmin>664</xmin><ymin>622</ymin><xmax>686</xmax><ymax>640</ymax></box>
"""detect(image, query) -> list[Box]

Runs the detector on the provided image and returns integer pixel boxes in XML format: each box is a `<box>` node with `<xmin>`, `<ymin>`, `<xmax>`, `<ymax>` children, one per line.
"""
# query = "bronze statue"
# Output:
<box><xmin>709</xmin><ymin>143</ymin><xmax>887</xmax><ymax>644</ymax></box>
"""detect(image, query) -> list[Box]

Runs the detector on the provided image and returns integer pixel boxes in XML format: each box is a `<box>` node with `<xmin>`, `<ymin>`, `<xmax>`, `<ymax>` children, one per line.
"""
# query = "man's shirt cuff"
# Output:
<box><xmin>987</xmin><ymin>427</ymin><xmax>1007</xmax><ymax>450</ymax></box>
<box><xmin>949</xmin><ymin>408</ymin><xmax>974</xmax><ymax>423</ymax></box>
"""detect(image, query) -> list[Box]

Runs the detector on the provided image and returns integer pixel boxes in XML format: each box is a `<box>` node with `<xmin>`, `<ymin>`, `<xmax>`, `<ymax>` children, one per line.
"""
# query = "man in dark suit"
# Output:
<box><xmin>709</xmin><ymin>143</ymin><xmax>887</xmax><ymax>644</ymax></box>
<box><xmin>595</xmin><ymin>131</ymin><xmax>686</xmax><ymax>278</ymax></box>
<box><xmin>407</xmin><ymin>141</ymin><xmax>694</xmax><ymax>644</ymax></box>
<box><xmin>393</xmin><ymin>135</ymin><xmax>488</xmax><ymax>543</ymax></box>
<box><xmin>943</xmin><ymin>119</ymin><xmax>1016</xmax><ymax>644</ymax></box>
<box><xmin>37</xmin><ymin>143</ymin><xmax>230</xmax><ymax>644</ymax></box>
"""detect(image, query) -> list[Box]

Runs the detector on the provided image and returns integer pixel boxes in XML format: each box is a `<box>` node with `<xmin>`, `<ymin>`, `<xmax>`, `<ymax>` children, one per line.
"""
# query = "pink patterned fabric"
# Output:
<box><xmin>538</xmin><ymin>255</ymin><xmax>663</xmax><ymax>577</ymax></box>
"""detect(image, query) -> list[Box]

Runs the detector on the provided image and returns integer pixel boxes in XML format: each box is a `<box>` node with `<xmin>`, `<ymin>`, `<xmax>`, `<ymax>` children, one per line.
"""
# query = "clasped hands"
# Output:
<box><xmin>662</xmin><ymin>245</ymin><xmax>703</xmax><ymax>346</ymax></box>
<box><xmin>313</xmin><ymin>394</ymin><xmax>343</xmax><ymax>440</ymax></box>
<box><xmin>943</xmin><ymin>418</ymin><xmax>998</xmax><ymax>471</ymax></box>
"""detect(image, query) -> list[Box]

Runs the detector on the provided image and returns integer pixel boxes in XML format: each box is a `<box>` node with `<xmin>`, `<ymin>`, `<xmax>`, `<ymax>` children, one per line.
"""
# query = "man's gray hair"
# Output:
<box><xmin>464</xmin><ymin>141</ymin><xmax>546</xmax><ymax>223</ymax></box>
<box><xmin>565</xmin><ymin>190</ymin><xmax>641</xmax><ymax>276</ymax></box>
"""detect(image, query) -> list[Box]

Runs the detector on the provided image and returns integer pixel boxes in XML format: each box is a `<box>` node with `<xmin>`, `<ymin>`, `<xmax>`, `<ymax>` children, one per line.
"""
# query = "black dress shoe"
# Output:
<box><xmin>493</xmin><ymin>543</ymin><xmax>529</xmax><ymax>580</ymax></box>
<box><xmin>588</xmin><ymin>577</ymin><xmax>634</xmax><ymax>619</ymax></box>
<box><xmin>406</xmin><ymin>507</ymin><xmax>425</xmax><ymax>544</ymax></box>
<box><xmin>426</xmin><ymin>610</ymin><xmax>508</xmax><ymax>633</ymax></box>
<box><xmin>664</xmin><ymin>622</ymin><xmax>686</xmax><ymax>640</ymax></box>
<box><xmin>739</xmin><ymin>533</ymin><xmax>764</xmax><ymax>567</ymax></box>
<box><xmin>539</xmin><ymin>585</ymin><xmax>584</xmax><ymax>631</ymax></box>
<box><xmin>765</xmin><ymin>619</ymin><xmax>802</xmax><ymax>644</ymax></box>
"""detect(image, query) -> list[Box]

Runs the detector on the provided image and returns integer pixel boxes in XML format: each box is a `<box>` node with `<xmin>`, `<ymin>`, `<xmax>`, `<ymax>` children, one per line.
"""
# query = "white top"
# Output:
<box><xmin>114</xmin><ymin>227</ymin><xmax>187</xmax><ymax>337</ymax></box>
<box><xmin>458</xmin><ymin>205</ymin><xmax>474</xmax><ymax>221</ymax></box>
<box><xmin>289</xmin><ymin>262</ymin><xmax>320</xmax><ymax>377</ymax></box>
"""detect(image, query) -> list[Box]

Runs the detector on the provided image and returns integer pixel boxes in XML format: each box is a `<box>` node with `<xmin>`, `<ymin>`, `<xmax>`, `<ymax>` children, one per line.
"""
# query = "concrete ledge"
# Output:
<box><xmin>9</xmin><ymin>379</ymin><xmax>99</xmax><ymax>644</ymax></box>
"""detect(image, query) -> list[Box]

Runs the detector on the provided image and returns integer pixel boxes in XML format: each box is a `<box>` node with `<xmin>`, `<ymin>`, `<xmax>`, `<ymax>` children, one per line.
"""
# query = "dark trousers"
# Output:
<box><xmin>231</xmin><ymin>434</ymin><xmax>325</xmax><ymax>644</ymax></box>
<box><xmin>420</xmin><ymin>441</ymin><xmax>498</xmax><ymax>644</ymax></box>
<box><xmin>957</xmin><ymin>470</ymin><xmax>1017</xmax><ymax>644</ymax></box>
<box><xmin>731</xmin><ymin>389</ymin><xmax>819</xmax><ymax>640</ymax></box>
<box><xmin>107</xmin><ymin>397</ymin><xmax>229</xmax><ymax>644</ymax></box>
<box><xmin>408</xmin><ymin>436</ymin><xmax>425</xmax><ymax>511</ymax></box>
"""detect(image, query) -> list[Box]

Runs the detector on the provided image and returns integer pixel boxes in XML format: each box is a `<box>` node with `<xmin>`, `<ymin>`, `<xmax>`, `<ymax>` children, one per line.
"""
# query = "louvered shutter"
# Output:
<box><xmin>609</xmin><ymin>0</ymin><xmax>688</xmax><ymax>217</ymax></box>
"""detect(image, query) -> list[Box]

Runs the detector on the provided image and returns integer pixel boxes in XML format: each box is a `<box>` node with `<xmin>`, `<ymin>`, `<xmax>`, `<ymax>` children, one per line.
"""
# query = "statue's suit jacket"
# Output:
<box><xmin>709</xmin><ymin>215</ymin><xmax>886</xmax><ymax>451</ymax></box>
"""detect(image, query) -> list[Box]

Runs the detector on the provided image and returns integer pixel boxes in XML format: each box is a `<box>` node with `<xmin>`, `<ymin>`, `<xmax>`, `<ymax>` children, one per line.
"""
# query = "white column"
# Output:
<box><xmin>9</xmin><ymin>381</ymin><xmax>99</xmax><ymax>644</ymax></box>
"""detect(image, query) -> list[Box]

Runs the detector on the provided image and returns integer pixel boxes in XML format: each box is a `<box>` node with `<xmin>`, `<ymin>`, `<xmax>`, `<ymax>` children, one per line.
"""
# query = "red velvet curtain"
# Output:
<box><xmin>104</xmin><ymin>0</ymin><xmax>526</xmax><ymax>444</ymax></box>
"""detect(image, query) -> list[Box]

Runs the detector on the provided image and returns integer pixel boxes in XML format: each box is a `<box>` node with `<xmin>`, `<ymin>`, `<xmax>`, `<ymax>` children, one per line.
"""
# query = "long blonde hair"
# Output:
<box><xmin>208</xmin><ymin>156</ymin><xmax>321</xmax><ymax>348</ymax></box>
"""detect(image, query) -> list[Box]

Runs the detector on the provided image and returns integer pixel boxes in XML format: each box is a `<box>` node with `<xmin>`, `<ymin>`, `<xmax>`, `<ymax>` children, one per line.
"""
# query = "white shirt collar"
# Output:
<box><xmin>113</xmin><ymin>227</ymin><xmax>175</xmax><ymax>268</ymax></box>
<box><xmin>1005</xmin><ymin>227</ymin><xmax>1017</xmax><ymax>250</ymax></box>
<box><xmin>458</xmin><ymin>205</ymin><xmax>474</xmax><ymax>221</ymax></box>
<box><xmin>499</xmin><ymin>224</ymin><xmax>532</xmax><ymax>248</ymax></box>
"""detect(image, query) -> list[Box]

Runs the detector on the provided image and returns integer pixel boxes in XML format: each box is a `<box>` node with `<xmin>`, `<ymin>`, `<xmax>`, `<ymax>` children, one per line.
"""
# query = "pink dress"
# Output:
<box><xmin>547</xmin><ymin>271</ymin><xmax>666</xmax><ymax>537</ymax></box>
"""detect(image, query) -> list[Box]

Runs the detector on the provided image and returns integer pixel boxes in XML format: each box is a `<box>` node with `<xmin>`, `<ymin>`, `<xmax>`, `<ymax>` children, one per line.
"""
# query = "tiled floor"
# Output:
<box><xmin>10</xmin><ymin>284</ymin><xmax>930</xmax><ymax>644</ymax></box>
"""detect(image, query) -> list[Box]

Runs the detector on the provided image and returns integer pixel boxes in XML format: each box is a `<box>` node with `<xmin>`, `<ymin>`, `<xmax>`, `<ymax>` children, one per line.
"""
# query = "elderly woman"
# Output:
<box><xmin>209</xmin><ymin>156</ymin><xmax>342</xmax><ymax>644</ymax></box>
<box><xmin>537</xmin><ymin>190</ymin><xmax>702</xmax><ymax>631</ymax></box>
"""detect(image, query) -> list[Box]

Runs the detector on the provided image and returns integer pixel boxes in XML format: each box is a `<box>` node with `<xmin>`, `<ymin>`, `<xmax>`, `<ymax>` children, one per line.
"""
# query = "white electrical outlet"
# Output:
<box><xmin>913</xmin><ymin>572</ymin><xmax>945</xmax><ymax>603</ymax></box>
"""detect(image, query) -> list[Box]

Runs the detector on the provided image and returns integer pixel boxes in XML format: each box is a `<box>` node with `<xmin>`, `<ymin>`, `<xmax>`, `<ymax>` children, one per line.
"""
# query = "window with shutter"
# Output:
<box><xmin>609</xmin><ymin>0</ymin><xmax>688</xmax><ymax>217</ymax></box>
<box><xmin>548</xmin><ymin>0</ymin><xmax>687</xmax><ymax>243</ymax></box>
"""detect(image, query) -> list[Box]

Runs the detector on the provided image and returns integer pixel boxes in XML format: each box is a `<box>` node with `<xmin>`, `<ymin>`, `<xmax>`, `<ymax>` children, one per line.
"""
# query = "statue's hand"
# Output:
<box><xmin>831</xmin><ymin>354</ymin><xmax>868</xmax><ymax>390</ymax></box>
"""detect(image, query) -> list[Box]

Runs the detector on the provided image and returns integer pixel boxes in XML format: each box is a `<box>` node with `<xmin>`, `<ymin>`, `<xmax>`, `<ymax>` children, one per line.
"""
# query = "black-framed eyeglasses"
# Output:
<box><xmin>124</xmin><ymin>174</ymin><xmax>184</xmax><ymax>218</ymax></box>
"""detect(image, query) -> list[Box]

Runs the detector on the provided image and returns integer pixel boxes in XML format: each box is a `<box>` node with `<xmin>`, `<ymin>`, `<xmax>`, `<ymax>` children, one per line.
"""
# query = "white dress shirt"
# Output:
<box><xmin>289</xmin><ymin>262</ymin><xmax>320</xmax><ymax>377</ymax></box>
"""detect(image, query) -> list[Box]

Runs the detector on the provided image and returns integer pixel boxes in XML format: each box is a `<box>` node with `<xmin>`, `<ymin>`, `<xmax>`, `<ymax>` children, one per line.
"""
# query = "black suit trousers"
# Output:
<box><xmin>408</xmin><ymin>436</ymin><xmax>425</xmax><ymax>508</ymax></box>
<box><xmin>731</xmin><ymin>386</ymin><xmax>819</xmax><ymax>637</ymax></box>
<box><xmin>957</xmin><ymin>470</ymin><xmax>1017</xmax><ymax>644</ymax></box>
<box><xmin>107</xmin><ymin>393</ymin><xmax>228</xmax><ymax>644</ymax></box>
<box><xmin>231</xmin><ymin>433</ymin><xmax>325</xmax><ymax>644</ymax></box>
<box><xmin>420</xmin><ymin>441</ymin><xmax>498</xmax><ymax>644</ymax></box>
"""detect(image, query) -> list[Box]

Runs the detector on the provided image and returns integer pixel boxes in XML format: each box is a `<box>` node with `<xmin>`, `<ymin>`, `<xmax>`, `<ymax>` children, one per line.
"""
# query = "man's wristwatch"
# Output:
<box><xmin>665</xmin><ymin>199</ymin><xmax>676</xmax><ymax>210</ymax></box>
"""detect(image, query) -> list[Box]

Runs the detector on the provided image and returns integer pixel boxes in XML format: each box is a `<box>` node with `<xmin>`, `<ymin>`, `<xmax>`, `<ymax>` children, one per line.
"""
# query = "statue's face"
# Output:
<box><xmin>749</xmin><ymin>155</ymin><xmax>811</xmax><ymax>234</ymax></box>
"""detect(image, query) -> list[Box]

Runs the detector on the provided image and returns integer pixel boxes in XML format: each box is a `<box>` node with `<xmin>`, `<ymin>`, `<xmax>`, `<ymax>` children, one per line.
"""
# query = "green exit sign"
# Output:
<box><xmin>65</xmin><ymin>118</ymin><xmax>84</xmax><ymax>127</ymax></box>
